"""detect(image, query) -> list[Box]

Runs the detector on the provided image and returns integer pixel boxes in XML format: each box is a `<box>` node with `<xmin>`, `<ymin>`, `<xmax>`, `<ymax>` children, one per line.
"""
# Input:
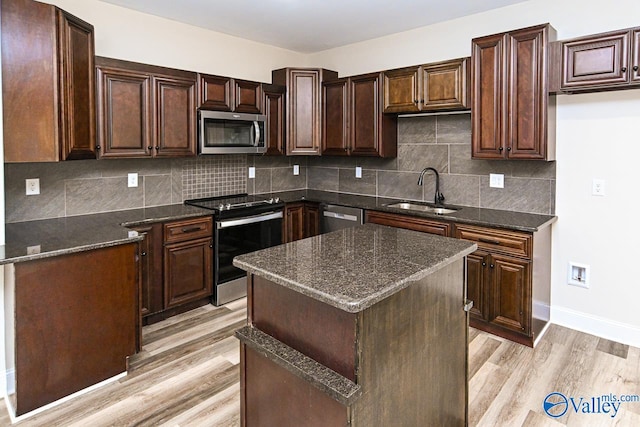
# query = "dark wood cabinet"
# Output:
<box><xmin>263</xmin><ymin>84</ymin><xmax>286</xmax><ymax>155</ymax></box>
<box><xmin>163</xmin><ymin>217</ymin><xmax>213</xmax><ymax>309</ymax></box>
<box><xmin>2</xmin><ymin>0</ymin><xmax>96</xmax><ymax>162</ymax></box>
<box><xmin>453</xmin><ymin>223</ymin><xmax>544</xmax><ymax>347</ymax></box>
<box><xmin>284</xmin><ymin>202</ymin><xmax>320</xmax><ymax>242</ymax></box>
<box><xmin>198</xmin><ymin>74</ymin><xmax>262</xmax><ymax>113</ymax></box>
<box><xmin>322</xmin><ymin>73</ymin><xmax>397</xmax><ymax>157</ymax></box>
<box><xmin>471</xmin><ymin>24</ymin><xmax>555</xmax><ymax>161</ymax></box>
<box><xmin>131</xmin><ymin>223</ymin><xmax>163</xmax><ymax>317</ymax></box>
<box><xmin>550</xmin><ymin>26</ymin><xmax>640</xmax><ymax>92</ymax></box>
<box><xmin>96</xmin><ymin>57</ymin><xmax>197</xmax><ymax>158</ymax></box>
<box><xmin>272</xmin><ymin>67</ymin><xmax>338</xmax><ymax>155</ymax></box>
<box><xmin>364</xmin><ymin>210</ymin><xmax>451</xmax><ymax>236</ymax></box>
<box><xmin>382</xmin><ymin>58</ymin><xmax>469</xmax><ymax>114</ymax></box>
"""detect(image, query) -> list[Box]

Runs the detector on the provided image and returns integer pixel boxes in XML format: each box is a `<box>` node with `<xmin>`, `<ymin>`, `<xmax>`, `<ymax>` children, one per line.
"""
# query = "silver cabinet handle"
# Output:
<box><xmin>463</xmin><ymin>300</ymin><xmax>474</xmax><ymax>312</ymax></box>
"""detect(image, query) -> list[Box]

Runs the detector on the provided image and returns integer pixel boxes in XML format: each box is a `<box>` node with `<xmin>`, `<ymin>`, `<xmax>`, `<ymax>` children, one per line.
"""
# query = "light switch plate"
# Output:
<box><xmin>489</xmin><ymin>174</ymin><xmax>504</xmax><ymax>189</ymax></box>
<box><xmin>293</xmin><ymin>165</ymin><xmax>300</xmax><ymax>175</ymax></box>
<box><xmin>355</xmin><ymin>166</ymin><xmax>362</xmax><ymax>178</ymax></box>
<box><xmin>128</xmin><ymin>173</ymin><xmax>138</xmax><ymax>188</ymax></box>
<box><xmin>248</xmin><ymin>167</ymin><xmax>256</xmax><ymax>179</ymax></box>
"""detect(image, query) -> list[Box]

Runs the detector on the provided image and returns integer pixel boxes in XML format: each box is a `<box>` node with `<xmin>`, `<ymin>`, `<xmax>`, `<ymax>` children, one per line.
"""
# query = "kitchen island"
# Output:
<box><xmin>234</xmin><ymin>223</ymin><xmax>477</xmax><ymax>426</ymax></box>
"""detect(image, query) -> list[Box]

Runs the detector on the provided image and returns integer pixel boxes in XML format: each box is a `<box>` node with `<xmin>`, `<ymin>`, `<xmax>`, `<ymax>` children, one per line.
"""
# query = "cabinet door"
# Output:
<box><xmin>263</xmin><ymin>85</ymin><xmax>286</xmax><ymax>155</ymax></box>
<box><xmin>287</xmin><ymin>69</ymin><xmax>322</xmax><ymax>155</ymax></box>
<box><xmin>471</xmin><ymin>33</ymin><xmax>507</xmax><ymax>159</ymax></box>
<box><xmin>164</xmin><ymin>237</ymin><xmax>213</xmax><ymax>309</ymax></box>
<box><xmin>198</xmin><ymin>74</ymin><xmax>233</xmax><ymax>110</ymax></box>
<box><xmin>57</xmin><ymin>10</ymin><xmax>96</xmax><ymax>160</ymax></box>
<box><xmin>632</xmin><ymin>29</ymin><xmax>640</xmax><ymax>82</ymax></box>
<box><xmin>422</xmin><ymin>58</ymin><xmax>469</xmax><ymax>111</ymax></box>
<box><xmin>322</xmin><ymin>78</ymin><xmax>350</xmax><ymax>155</ymax></box>
<box><xmin>154</xmin><ymin>76</ymin><xmax>197</xmax><ymax>157</ymax></box>
<box><xmin>96</xmin><ymin>67</ymin><xmax>152</xmax><ymax>158</ymax></box>
<box><xmin>284</xmin><ymin>203</ymin><xmax>305</xmax><ymax>243</ymax></box>
<box><xmin>131</xmin><ymin>223</ymin><xmax>163</xmax><ymax>317</ymax></box>
<box><xmin>350</xmin><ymin>73</ymin><xmax>382</xmax><ymax>156</ymax></box>
<box><xmin>382</xmin><ymin>66</ymin><xmax>421</xmax><ymax>113</ymax></box>
<box><xmin>304</xmin><ymin>203</ymin><xmax>320</xmax><ymax>238</ymax></box>
<box><xmin>561</xmin><ymin>30</ymin><xmax>630</xmax><ymax>89</ymax></box>
<box><xmin>488</xmin><ymin>254</ymin><xmax>531</xmax><ymax>334</ymax></box>
<box><xmin>234</xmin><ymin>79</ymin><xmax>262</xmax><ymax>113</ymax></box>
<box><xmin>507</xmin><ymin>25</ymin><xmax>550</xmax><ymax>160</ymax></box>
<box><xmin>465</xmin><ymin>250</ymin><xmax>489</xmax><ymax>321</ymax></box>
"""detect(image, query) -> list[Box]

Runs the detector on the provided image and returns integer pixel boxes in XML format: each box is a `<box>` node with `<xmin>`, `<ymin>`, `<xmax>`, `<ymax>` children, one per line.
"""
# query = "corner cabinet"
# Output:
<box><xmin>471</xmin><ymin>24</ymin><xmax>556</xmax><ymax>160</ymax></box>
<box><xmin>322</xmin><ymin>73</ymin><xmax>397</xmax><ymax>157</ymax></box>
<box><xmin>383</xmin><ymin>57</ymin><xmax>470</xmax><ymax>113</ymax></box>
<box><xmin>272</xmin><ymin>68</ymin><xmax>338</xmax><ymax>155</ymax></box>
<box><xmin>2</xmin><ymin>0</ymin><xmax>96</xmax><ymax>162</ymax></box>
<box><xmin>198</xmin><ymin>74</ymin><xmax>262</xmax><ymax>113</ymax></box>
<box><xmin>96</xmin><ymin>57</ymin><xmax>197</xmax><ymax>158</ymax></box>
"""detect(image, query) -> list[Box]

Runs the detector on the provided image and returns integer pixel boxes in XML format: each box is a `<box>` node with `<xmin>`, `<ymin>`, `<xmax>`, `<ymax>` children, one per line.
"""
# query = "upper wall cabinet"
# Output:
<box><xmin>2</xmin><ymin>0</ymin><xmax>96</xmax><ymax>162</ymax></box>
<box><xmin>383</xmin><ymin>58</ymin><xmax>470</xmax><ymax>113</ymax></box>
<box><xmin>198</xmin><ymin>74</ymin><xmax>262</xmax><ymax>113</ymax></box>
<box><xmin>96</xmin><ymin>57</ymin><xmax>197</xmax><ymax>158</ymax></box>
<box><xmin>322</xmin><ymin>73</ymin><xmax>397</xmax><ymax>157</ymax></box>
<box><xmin>471</xmin><ymin>24</ymin><xmax>556</xmax><ymax>161</ymax></box>
<box><xmin>272</xmin><ymin>68</ymin><xmax>339</xmax><ymax>155</ymax></box>
<box><xmin>549</xmin><ymin>27</ymin><xmax>640</xmax><ymax>93</ymax></box>
<box><xmin>262</xmin><ymin>84</ymin><xmax>286</xmax><ymax>156</ymax></box>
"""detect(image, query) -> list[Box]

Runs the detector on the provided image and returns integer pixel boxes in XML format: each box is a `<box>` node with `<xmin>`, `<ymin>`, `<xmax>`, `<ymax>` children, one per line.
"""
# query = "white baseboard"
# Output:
<box><xmin>5</xmin><ymin>368</ymin><xmax>14</xmax><ymax>395</ymax></box>
<box><xmin>551</xmin><ymin>306</ymin><xmax>640</xmax><ymax>348</ymax></box>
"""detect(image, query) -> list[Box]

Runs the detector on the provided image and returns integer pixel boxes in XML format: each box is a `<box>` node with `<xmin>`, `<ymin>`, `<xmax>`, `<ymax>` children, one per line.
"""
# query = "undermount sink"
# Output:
<box><xmin>386</xmin><ymin>202</ymin><xmax>460</xmax><ymax>215</ymax></box>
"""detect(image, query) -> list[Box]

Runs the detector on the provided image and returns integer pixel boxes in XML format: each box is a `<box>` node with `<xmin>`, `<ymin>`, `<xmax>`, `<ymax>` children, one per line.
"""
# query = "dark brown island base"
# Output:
<box><xmin>233</xmin><ymin>223</ymin><xmax>477</xmax><ymax>426</ymax></box>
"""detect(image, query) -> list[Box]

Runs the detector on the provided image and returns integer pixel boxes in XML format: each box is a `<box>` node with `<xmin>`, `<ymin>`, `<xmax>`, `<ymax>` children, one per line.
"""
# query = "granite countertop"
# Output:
<box><xmin>263</xmin><ymin>189</ymin><xmax>557</xmax><ymax>233</ymax></box>
<box><xmin>233</xmin><ymin>223</ymin><xmax>477</xmax><ymax>313</ymax></box>
<box><xmin>0</xmin><ymin>204</ymin><xmax>212</xmax><ymax>265</ymax></box>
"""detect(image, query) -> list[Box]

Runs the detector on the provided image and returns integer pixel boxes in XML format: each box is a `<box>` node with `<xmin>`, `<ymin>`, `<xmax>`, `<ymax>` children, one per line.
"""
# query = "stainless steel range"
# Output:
<box><xmin>185</xmin><ymin>194</ymin><xmax>284</xmax><ymax>305</ymax></box>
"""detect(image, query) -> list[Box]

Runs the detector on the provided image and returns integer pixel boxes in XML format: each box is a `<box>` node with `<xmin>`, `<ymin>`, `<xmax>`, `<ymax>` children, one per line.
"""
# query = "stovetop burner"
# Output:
<box><xmin>184</xmin><ymin>193</ymin><xmax>283</xmax><ymax>218</ymax></box>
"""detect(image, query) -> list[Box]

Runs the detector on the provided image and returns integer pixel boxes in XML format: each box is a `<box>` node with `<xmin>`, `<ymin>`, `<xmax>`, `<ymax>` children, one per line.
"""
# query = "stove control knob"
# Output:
<box><xmin>274</xmin><ymin>197</ymin><xmax>280</xmax><ymax>203</ymax></box>
<box><xmin>226</xmin><ymin>203</ymin><xmax>231</xmax><ymax>210</ymax></box>
<box><xmin>219</xmin><ymin>204</ymin><xmax>224</xmax><ymax>210</ymax></box>
<box><xmin>268</xmin><ymin>198</ymin><xmax>274</xmax><ymax>203</ymax></box>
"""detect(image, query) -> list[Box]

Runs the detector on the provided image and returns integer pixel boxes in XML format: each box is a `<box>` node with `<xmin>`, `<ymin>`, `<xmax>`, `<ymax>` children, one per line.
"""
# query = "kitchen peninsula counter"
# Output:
<box><xmin>234</xmin><ymin>224</ymin><xmax>476</xmax><ymax>426</ymax></box>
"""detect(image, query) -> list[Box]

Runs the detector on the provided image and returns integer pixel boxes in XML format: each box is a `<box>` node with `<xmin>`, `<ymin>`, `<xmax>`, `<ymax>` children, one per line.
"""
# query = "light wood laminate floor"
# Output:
<box><xmin>1</xmin><ymin>298</ymin><xmax>638</xmax><ymax>426</ymax></box>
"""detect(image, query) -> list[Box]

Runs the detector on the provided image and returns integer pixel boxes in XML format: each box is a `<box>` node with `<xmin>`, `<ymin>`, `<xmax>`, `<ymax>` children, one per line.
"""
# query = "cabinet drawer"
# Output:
<box><xmin>365</xmin><ymin>210</ymin><xmax>450</xmax><ymax>236</ymax></box>
<box><xmin>163</xmin><ymin>216</ymin><xmax>213</xmax><ymax>243</ymax></box>
<box><xmin>453</xmin><ymin>224</ymin><xmax>531</xmax><ymax>258</ymax></box>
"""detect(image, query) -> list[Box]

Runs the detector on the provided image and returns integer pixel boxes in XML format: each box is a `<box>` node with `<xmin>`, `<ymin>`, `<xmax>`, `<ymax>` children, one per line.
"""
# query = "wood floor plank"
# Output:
<box><xmin>2</xmin><ymin>298</ymin><xmax>637</xmax><ymax>427</ymax></box>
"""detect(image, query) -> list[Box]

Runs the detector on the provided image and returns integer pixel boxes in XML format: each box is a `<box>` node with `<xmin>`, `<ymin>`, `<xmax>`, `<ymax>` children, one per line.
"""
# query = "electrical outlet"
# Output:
<box><xmin>26</xmin><ymin>178</ymin><xmax>40</xmax><ymax>195</ymax></box>
<box><xmin>128</xmin><ymin>173</ymin><xmax>138</xmax><ymax>188</ymax></box>
<box><xmin>489</xmin><ymin>174</ymin><xmax>504</xmax><ymax>189</ymax></box>
<box><xmin>27</xmin><ymin>245</ymin><xmax>41</xmax><ymax>255</ymax></box>
<box><xmin>248</xmin><ymin>167</ymin><xmax>256</xmax><ymax>179</ymax></box>
<box><xmin>355</xmin><ymin>166</ymin><xmax>362</xmax><ymax>179</ymax></box>
<box><xmin>293</xmin><ymin>165</ymin><xmax>300</xmax><ymax>176</ymax></box>
<box><xmin>592</xmin><ymin>179</ymin><xmax>605</xmax><ymax>196</ymax></box>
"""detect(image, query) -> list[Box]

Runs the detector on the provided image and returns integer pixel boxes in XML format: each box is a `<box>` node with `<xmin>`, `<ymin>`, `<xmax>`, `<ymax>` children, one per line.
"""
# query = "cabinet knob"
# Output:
<box><xmin>490</xmin><ymin>264</ymin><xmax>494</xmax><ymax>268</ymax></box>
<box><xmin>209</xmin><ymin>244</ymin><xmax>213</xmax><ymax>248</ymax></box>
<box><xmin>141</xmin><ymin>251</ymin><xmax>147</xmax><ymax>256</ymax></box>
<box><xmin>155</xmin><ymin>146</ymin><xmax>160</xmax><ymax>150</ymax></box>
<box><xmin>634</xmin><ymin>65</ymin><xmax>639</xmax><ymax>71</ymax></box>
<box><xmin>148</xmin><ymin>146</ymin><xmax>153</xmax><ymax>150</ymax></box>
<box><xmin>499</xmin><ymin>147</ymin><xmax>504</xmax><ymax>152</ymax></box>
<box><xmin>420</xmin><ymin>99</ymin><xmax>425</xmax><ymax>103</ymax></box>
<box><xmin>507</xmin><ymin>147</ymin><xmax>511</xmax><ymax>151</ymax></box>
<box><xmin>482</xmin><ymin>262</ymin><xmax>486</xmax><ymax>267</ymax></box>
<box><xmin>621</xmin><ymin>67</ymin><xmax>627</xmax><ymax>72</ymax></box>
<box><xmin>414</xmin><ymin>99</ymin><xmax>418</xmax><ymax>104</ymax></box>
<box><xmin>96</xmin><ymin>145</ymin><xmax>101</xmax><ymax>150</ymax></box>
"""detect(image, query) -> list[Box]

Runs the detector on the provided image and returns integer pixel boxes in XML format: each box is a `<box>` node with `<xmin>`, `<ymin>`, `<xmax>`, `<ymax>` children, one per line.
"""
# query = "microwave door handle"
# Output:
<box><xmin>253</xmin><ymin>121</ymin><xmax>260</xmax><ymax>146</ymax></box>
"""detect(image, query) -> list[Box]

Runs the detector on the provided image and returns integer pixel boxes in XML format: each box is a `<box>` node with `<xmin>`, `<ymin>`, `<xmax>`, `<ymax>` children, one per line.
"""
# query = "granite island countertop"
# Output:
<box><xmin>233</xmin><ymin>223</ymin><xmax>477</xmax><ymax>313</ymax></box>
<box><xmin>0</xmin><ymin>204</ymin><xmax>212</xmax><ymax>265</ymax></box>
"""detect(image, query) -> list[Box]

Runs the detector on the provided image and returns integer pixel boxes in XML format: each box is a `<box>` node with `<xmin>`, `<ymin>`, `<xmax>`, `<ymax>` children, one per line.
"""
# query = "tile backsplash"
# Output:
<box><xmin>4</xmin><ymin>112</ymin><xmax>555</xmax><ymax>223</ymax></box>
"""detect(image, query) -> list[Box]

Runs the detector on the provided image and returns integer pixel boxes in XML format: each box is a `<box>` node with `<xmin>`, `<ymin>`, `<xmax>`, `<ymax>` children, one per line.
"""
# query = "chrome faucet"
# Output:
<box><xmin>417</xmin><ymin>167</ymin><xmax>445</xmax><ymax>205</ymax></box>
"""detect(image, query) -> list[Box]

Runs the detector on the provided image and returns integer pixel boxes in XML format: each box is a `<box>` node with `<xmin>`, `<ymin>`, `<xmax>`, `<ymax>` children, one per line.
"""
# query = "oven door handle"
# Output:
<box><xmin>217</xmin><ymin>211</ymin><xmax>283</xmax><ymax>229</ymax></box>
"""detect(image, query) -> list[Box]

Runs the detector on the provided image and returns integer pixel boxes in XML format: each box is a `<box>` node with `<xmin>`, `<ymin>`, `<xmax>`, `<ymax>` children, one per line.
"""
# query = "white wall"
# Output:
<box><xmin>309</xmin><ymin>0</ymin><xmax>640</xmax><ymax>347</ymax></box>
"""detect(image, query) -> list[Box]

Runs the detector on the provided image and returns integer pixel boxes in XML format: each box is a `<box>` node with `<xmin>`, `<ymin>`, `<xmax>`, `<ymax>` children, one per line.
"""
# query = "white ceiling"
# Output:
<box><xmin>97</xmin><ymin>0</ymin><xmax>529</xmax><ymax>53</ymax></box>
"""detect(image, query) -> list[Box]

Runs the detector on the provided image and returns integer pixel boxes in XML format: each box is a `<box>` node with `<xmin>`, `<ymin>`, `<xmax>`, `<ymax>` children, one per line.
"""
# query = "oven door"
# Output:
<box><xmin>214</xmin><ymin>210</ymin><xmax>283</xmax><ymax>305</ymax></box>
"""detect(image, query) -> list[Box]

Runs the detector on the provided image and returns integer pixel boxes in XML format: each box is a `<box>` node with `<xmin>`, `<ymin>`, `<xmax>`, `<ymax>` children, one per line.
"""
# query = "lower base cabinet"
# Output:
<box><xmin>284</xmin><ymin>202</ymin><xmax>320</xmax><ymax>242</ymax></box>
<box><xmin>132</xmin><ymin>216</ymin><xmax>214</xmax><ymax>325</ymax></box>
<box><xmin>366</xmin><ymin>210</ymin><xmax>551</xmax><ymax>347</ymax></box>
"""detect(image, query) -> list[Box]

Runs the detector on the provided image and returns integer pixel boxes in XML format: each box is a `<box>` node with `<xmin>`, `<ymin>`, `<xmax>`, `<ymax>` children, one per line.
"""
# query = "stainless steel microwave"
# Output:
<box><xmin>198</xmin><ymin>110</ymin><xmax>267</xmax><ymax>154</ymax></box>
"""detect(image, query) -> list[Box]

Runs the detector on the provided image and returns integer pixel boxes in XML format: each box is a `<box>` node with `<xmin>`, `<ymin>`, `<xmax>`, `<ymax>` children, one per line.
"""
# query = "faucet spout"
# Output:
<box><xmin>417</xmin><ymin>167</ymin><xmax>445</xmax><ymax>205</ymax></box>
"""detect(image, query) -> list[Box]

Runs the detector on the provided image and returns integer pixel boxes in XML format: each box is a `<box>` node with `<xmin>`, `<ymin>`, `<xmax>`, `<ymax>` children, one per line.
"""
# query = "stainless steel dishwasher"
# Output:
<box><xmin>320</xmin><ymin>204</ymin><xmax>364</xmax><ymax>233</ymax></box>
